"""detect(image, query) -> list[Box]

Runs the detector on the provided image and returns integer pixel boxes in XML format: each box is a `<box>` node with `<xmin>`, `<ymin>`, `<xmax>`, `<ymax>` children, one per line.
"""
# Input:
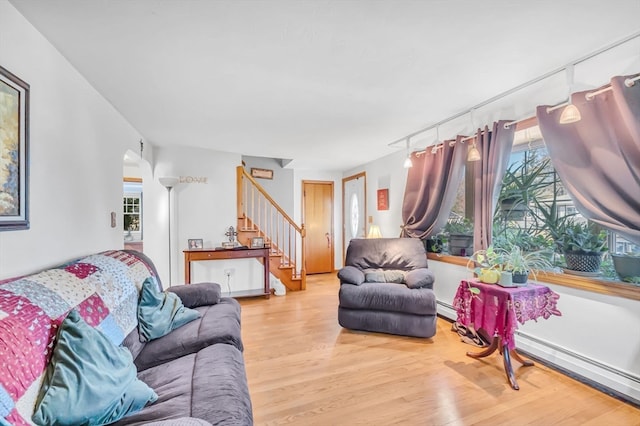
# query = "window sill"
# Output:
<box><xmin>427</xmin><ymin>253</ymin><xmax>640</xmax><ymax>301</ymax></box>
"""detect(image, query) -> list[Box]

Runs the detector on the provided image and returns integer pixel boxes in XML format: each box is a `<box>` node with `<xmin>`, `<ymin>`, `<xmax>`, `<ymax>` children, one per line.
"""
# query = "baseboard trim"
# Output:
<box><xmin>436</xmin><ymin>300</ymin><xmax>640</xmax><ymax>407</ymax></box>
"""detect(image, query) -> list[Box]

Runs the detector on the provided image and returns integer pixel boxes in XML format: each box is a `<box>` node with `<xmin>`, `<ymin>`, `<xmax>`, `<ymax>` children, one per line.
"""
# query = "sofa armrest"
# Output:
<box><xmin>144</xmin><ymin>418</ymin><xmax>212</xmax><ymax>426</ymax></box>
<box><xmin>337</xmin><ymin>266</ymin><xmax>365</xmax><ymax>285</ymax></box>
<box><xmin>167</xmin><ymin>282</ymin><xmax>221</xmax><ymax>308</ymax></box>
<box><xmin>404</xmin><ymin>268</ymin><xmax>435</xmax><ymax>289</ymax></box>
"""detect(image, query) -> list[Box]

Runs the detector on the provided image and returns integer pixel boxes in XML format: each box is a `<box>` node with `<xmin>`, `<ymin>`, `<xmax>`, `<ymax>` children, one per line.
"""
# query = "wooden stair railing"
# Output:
<box><xmin>236</xmin><ymin>166</ymin><xmax>306</xmax><ymax>291</ymax></box>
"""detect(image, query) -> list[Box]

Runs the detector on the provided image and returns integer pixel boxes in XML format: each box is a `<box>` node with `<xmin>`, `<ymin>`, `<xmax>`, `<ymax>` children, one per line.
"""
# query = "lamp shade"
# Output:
<box><xmin>367</xmin><ymin>225</ymin><xmax>382</xmax><ymax>238</ymax></box>
<box><xmin>467</xmin><ymin>145</ymin><xmax>481</xmax><ymax>162</ymax></box>
<box><xmin>403</xmin><ymin>155</ymin><xmax>413</xmax><ymax>168</ymax></box>
<box><xmin>559</xmin><ymin>103</ymin><xmax>582</xmax><ymax>124</ymax></box>
<box><xmin>159</xmin><ymin>176</ymin><xmax>179</xmax><ymax>189</ymax></box>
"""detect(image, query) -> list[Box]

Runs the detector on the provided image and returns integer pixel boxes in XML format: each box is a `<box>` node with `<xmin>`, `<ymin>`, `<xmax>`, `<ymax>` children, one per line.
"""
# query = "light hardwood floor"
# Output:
<box><xmin>239</xmin><ymin>274</ymin><xmax>640</xmax><ymax>426</ymax></box>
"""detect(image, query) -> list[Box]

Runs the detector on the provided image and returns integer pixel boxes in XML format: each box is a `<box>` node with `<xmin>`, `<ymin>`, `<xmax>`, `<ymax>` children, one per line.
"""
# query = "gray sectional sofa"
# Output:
<box><xmin>0</xmin><ymin>249</ymin><xmax>252</xmax><ymax>426</ymax></box>
<box><xmin>338</xmin><ymin>238</ymin><xmax>437</xmax><ymax>338</ymax></box>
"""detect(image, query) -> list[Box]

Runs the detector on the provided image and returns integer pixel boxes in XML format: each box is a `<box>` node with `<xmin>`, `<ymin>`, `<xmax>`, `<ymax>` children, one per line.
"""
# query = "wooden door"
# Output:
<box><xmin>303</xmin><ymin>181</ymin><xmax>334</xmax><ymax>274</ymax></box>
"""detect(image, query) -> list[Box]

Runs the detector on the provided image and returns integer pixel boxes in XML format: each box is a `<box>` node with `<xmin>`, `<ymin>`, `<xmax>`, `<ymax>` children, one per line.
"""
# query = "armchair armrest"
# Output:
<box><xmin>337</xmin><ymin>266</ymin><xmax>365</xmax><ymax>285</ymax></box>
<box><xmin>405</xmin><ymin>268</ymin><xmax>435</xmax><ymax>289</ymax></box>
<box><xmin>167</xmin><ymin>282</ymin><xmax>221</xmax><ymax>308</ymax></box>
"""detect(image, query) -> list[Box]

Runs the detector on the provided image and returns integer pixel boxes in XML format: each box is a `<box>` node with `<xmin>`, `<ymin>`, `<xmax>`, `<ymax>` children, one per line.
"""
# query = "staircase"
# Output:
<box><xmin>236</xmin><ymin>166</ymin><xmax>306</xmax><ymax>291</ymax></box>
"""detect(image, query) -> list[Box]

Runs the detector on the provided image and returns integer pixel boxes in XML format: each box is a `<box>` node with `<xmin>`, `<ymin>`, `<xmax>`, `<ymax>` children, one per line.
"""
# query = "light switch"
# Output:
<box><xmin>110</xmin><ymin>212</ymin><xmax>116</xmax><ymax>228</ymax></box>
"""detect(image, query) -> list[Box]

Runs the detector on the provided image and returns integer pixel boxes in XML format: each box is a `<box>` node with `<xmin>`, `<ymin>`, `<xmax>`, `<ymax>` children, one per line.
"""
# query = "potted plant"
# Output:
<box><xmin>467</xmin><ymin>246</ymin><xmax>503</xmax><ymax>284</ymax></box>
<box><xmin>501</xmin><ymin>245</ymin><xmax>554</xmax><ymax>284</ymax></box>
<box><xmin>424</xmin><ymin>232</ymin><xmax>445</xmax><ymax>253</ymax></box>
<box><xmin>610</xmin><ymin>252</ymin><xmax>640</xmax><ymax>284</ymax></box>
<box><xmin>444</xmin><ymin>218</ymin><xmax>474</xmax><ymax>256</ymax></box>
<box><xmin>556</xmin><ymin>220</ymin><xmax>608</xmax><ymax>273</ymax></box>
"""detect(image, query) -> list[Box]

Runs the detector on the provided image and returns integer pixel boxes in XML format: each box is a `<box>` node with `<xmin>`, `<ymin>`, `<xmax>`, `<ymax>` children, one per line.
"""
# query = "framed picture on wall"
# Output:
<box><xmin>251</xmin><ymin>168</ymin><xmax>273</xmax><ymax>179</ymax></box>
<box><xmin>377</xmin><ymin>189</ymin><xmax>389</xmax><ymax>211</ymax></box>
<box><xmin>0</xmin><ymin>66</ymin><xmax>30</xmax><ymax>231</ymax></box>
<box><xmin>188</xmin><ymin>238</ymin><xmax>203</xmax><ymax>249</ymax></box>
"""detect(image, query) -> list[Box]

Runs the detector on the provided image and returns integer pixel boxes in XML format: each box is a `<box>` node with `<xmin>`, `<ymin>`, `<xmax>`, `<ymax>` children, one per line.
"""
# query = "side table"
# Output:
<box><xmin>452</xmin><ymin>279</ymin><xmax>561</xmax><ymax>390</ymax></box>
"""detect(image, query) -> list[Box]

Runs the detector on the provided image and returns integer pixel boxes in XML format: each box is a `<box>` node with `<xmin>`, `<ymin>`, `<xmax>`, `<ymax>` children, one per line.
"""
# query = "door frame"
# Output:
<box><xmin>302</xmin><ymin>180</ymin><xmax>335</xmax><ymax>273</ymax></box>
<box><xmin>341</xmin><ymin>172</ymin><xmax>367</xmax><ymax>262</ymax></box>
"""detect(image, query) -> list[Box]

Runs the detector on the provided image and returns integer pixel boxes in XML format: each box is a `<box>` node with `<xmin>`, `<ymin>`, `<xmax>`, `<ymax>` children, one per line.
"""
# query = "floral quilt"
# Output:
<box><xmin>0</xmin><ymin>250</ymin><xmax>155</xmax><ymax>425</ymax></box>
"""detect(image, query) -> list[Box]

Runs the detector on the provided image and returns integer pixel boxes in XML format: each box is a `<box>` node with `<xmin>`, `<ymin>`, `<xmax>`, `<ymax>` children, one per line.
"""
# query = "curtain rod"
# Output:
<box><xmin>389</xmin><ymin>30</ymin><xmax>640</xmax><ymax>148</ymax></box>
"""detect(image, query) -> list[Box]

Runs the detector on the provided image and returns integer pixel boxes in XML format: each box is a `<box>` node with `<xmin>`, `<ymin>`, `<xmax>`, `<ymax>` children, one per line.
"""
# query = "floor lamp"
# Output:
<box><xmin>159</xmin><ymin>177</ymin><xmax>179</xmax><ymax>286</ymax></box>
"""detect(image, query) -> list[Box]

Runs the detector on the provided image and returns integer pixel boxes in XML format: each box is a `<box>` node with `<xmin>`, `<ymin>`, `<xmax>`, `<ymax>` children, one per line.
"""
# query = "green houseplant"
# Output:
<box><xmin>444</xmin><ymin>218</ymin><xmax>474</xmax><ymax>256</ymax></box>
<box><xmin>501</xmin><ymin>245</ymin><xmax>554</xmax><ymax>283</ymax></box>
<box><xmin>556</xmin><ymin>220</ymin><xmax>608</xmax><ymax>273</ymax></box>
<box><xmin>467</xmin><ymin>246</ymin><xmax>504</xmax><ymax>284</ymax></box>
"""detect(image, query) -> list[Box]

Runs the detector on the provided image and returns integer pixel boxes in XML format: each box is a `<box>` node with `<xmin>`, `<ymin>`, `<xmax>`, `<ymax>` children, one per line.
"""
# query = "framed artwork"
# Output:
<box><xmin>377</xmin><ymin>188</ymin><xmax>389</xmax><ymax>211</ymax></box>
<box><xmin>0</xmin><ymin>66</ymin><xmax>30</xmax><ymax>231</ymax></box>
<box><xmin>250</xmin><ymin>236</ymin><xmax>264</xmax><ymax>248</ymax></box>
<box><xmin>188</xmin><ymin>238</ymin><xmax>203</xmax><ymax>249</ymax></box>
<box><xmin>251</xmin><ymin>168</ymin><xmax>273</xmax><ymax>179</ymax></box>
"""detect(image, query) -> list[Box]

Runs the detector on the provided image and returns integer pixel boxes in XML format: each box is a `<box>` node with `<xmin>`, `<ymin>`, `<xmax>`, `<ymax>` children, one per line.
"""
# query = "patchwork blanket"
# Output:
<box><xmin>0</xmin><ymin>250</ymin><xmax>155</xmax><ymax>425</ymax></box>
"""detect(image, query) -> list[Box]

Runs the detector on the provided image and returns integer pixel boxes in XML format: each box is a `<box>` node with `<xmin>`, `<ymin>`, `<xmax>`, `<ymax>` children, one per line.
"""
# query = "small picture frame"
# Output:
<box><xmin>188</xmin><ymin>238</ymin><xmax>203</xmax><ymax>249</ymax></box>
<box><xmin>250</xmin><ymin>168</ymin><xmax>273</xmax><ymax>180</ymax></box>
<box><xmin>250</xmin><ymin>236</ymin><xmax>264</xmax><ymax>248</ymax></box>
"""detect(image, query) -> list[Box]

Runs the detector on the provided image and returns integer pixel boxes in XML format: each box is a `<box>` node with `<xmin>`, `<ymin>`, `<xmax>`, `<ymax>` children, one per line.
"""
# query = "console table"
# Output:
<box><xmin>452</xmin><ymin>279</ymin><xmax>561</xmax><ymax>390</ymax></box>
<box><xmin>183</xmin><ymin>248</ymin><xmax>270</xmax><ymax>299</ymax></box>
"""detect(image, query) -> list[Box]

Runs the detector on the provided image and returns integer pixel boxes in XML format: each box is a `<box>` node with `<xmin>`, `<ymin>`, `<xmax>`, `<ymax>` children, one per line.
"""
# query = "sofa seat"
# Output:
<box><xmin>339</xmin><ymin>282</ymin><xmax>436</xmax><ymax>315</ymax></box>
<box><xmin>132</xmin><ymin>298</ymin><xmax>243</xmax><ymax>371</ymax></box>
<box><xmin>113</xmin><ymin>343</ymin><xmax>252</xmax><ymax>425</ymax></box>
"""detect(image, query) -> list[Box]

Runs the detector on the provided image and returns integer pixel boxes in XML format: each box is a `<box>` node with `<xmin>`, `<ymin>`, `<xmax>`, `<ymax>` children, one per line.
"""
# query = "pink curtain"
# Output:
<box><xmin>472</xmin><ymin>121</ymin><xmax>515</xmax><ymax>252</ymax></box>
<box><xmin>536</xmin><ymin>74</ymin><xmax>640</xmax><ymax>245</ymax></box>
<box><xmin>401</xmin><ymin>135</ymin><xmax>467</xmax><ymax>238</ymax></box>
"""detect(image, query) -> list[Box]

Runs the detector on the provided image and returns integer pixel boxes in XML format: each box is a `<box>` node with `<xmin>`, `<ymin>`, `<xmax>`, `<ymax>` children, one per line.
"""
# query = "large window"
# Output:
<box><xmin>445</xmin><ymin>125</ymin><xmax>638</xmax><ymax>287</ymax></box>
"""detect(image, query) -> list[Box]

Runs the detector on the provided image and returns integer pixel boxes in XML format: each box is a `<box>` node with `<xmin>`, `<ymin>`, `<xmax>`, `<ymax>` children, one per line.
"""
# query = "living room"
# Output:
<box><xmin>1</xmin><ymin>1</ymin><xmax>639</xmax><ymax>424</ymax></box>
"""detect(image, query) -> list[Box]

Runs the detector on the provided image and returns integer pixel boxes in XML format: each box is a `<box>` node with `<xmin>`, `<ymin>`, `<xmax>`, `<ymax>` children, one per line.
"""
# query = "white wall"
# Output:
<box><xmin>0</xmin><ymin>1</ymin><xmax>147</xmax><ymax>278</ymax></box>
<box><xmin>142</xmin><ymin>146</ymin><xmax>266</xmax><ymax>293</ymax></box>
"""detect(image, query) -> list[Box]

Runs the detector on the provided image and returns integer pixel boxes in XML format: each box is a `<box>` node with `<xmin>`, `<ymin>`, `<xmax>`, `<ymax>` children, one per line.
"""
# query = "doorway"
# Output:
<box><xmin>342</xmin><ymin>172</ymin><xmax>366</xmax><ymax>262</ymax></box>
<box><xmin>302</xmin><ymin>181</ymin><xmax>334</xmax><ymax>274</ymax></box>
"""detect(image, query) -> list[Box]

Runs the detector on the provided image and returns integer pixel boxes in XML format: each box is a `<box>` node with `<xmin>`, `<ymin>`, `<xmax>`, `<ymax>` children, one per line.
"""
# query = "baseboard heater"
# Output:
<box><xmin>437</xmin><ymin>300</ymin><xmax>640</xmax><ymax>408</ymax></box>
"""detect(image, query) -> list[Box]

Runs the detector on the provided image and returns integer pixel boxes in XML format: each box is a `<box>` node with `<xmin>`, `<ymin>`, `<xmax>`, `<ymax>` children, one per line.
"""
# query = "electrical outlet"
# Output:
<box><xmin>224</xmin><ymin>268</ymin><xmax>235</xmax><ymax>277</ymax></box>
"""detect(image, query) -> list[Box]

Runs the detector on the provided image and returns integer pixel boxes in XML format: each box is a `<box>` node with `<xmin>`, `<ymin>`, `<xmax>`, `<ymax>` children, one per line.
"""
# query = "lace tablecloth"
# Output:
<box><xmin>453</xmin><ymin>280</ymin><xmax>561</xmax><ymax>350</ymax></box>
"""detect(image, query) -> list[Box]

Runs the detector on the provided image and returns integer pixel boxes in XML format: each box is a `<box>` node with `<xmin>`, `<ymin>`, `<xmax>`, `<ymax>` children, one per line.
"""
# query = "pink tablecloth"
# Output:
<box><xmin>453</xmin><ymin>280</ymin><xmax>561</xmax><ymax>350</ymax></box>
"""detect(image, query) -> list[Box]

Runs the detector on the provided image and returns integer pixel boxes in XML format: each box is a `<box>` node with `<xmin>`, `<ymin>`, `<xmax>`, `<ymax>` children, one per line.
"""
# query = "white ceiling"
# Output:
<box><xmin>9</xmin><ymin>0</ymin><xmax>640</xmax><ymax>171</ymax></box>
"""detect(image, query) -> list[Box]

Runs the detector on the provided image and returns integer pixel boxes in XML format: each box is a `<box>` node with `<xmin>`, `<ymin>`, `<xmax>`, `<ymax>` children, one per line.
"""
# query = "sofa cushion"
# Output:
<box><xmin>337</xmin><ymin>266</ymin><xmax>365</xmax><ymax>285</ymax></box>
<box><xmin>112</xmin><ymin>344</ymin><xmax>253</xmax><ymax>425</ymax></box>
<box><xmin>339</xmin><ymin>282</ymin><xmax>436</xmax><ymax>316</ymax></box>
<box><xmin>345</xmin><ymin>238</ymin><xmax>428</xmax><ymax>270</ymax></box>
<box><xmin>363</xmin><ymin>269</ymin><xmax>406</xmax><ymax>284</ymax></box>
<box><xmin>167</xmin><ymin>282</ymin><xmax>221</xmax><ymax>308</ymax></box>
<box><xmin>134</xmin><ymin>297</ymin><xmax>243</xmax><ymax>371</ymax></box>
<box><xmin>404</xmin><ymin>268</ymin><xmax>435</xmax><ymax>289</ymax></box>
<box><xmin>32</xmin><ymin>310</ymin><xmax>157</xmax><ymax>426</ymax></box>
<box><xmin>138</xmin><ymin>277</ymin><xmax>201</xmax><ymax>342</ymax></box>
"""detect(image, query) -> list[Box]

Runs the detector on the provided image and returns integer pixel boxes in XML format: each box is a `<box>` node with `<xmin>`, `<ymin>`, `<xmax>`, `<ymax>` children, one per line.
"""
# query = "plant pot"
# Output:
<box><xmin>611</xmin><ymin>254</ymin><xmax>640</xmax><ymax>282</ymax></box>
<box><xmin>425</xmin><ymin>236</ymin><xmax>444</xmax><ymax>253</ymax></box>
<box><xmin>449</xmin><ymin>233</ymin><xmax>473</xmax><ymax>256</ymax></box>
<box><xmin>564</xmin><ymin>251</ymin><xmax>603</xmax><ymax>273</ymax></box>
<box><xmin>511</xmin><ymin>271</ymin><xmax>529</xmax><ymax>284</ymax></box>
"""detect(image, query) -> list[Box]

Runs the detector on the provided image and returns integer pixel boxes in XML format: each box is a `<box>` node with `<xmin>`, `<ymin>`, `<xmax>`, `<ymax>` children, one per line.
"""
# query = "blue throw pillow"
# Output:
<box><xmin>137</xmin><ymin>277</ymin><xmax>201</xmax><ymax>342</ymax></box>
<box><xmin>32</xmin><ymin>310</ymin><xmax>157</xmax><ymax>426</ymax></box>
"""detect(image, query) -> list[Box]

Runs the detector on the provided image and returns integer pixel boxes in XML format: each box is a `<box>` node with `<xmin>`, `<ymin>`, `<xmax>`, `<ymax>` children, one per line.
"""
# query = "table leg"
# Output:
<box><xmin>466</xmin><ymin>336</ymin><xmax>534</xmax><ymax>391</ymax></box>
<box><xmin>466</xmin><ymin>336</ymin><xmax>499</xmax><ymax>358</ymax></box>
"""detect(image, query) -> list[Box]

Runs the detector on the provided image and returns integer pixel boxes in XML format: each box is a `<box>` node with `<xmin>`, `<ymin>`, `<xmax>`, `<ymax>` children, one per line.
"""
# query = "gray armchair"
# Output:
<box><xmin>337</xmin><ymin>237</ymin><xmax>437</xmax><ymax>338</ymax></box>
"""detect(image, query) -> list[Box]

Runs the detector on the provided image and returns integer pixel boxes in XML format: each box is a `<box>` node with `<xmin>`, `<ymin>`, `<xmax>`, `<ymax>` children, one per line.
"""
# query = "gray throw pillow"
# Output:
<box><xmin>138</xmin><ymin>277</ymin><xmax>201</xmax><ymax>342</ymax></box>
<box><xmin>167</xmin><ymin>282</ymin><xmax>221</xmax><ymax>308</ymax></box>
<box><xmin>405</xmin><ymin>268</ymin><xmax>435</xmax><ymax>289</ymax></box>
<box><xmin>337</xmin><ymin>266</ymin><xmax>365</xmax><ymax>285</ymax></box>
